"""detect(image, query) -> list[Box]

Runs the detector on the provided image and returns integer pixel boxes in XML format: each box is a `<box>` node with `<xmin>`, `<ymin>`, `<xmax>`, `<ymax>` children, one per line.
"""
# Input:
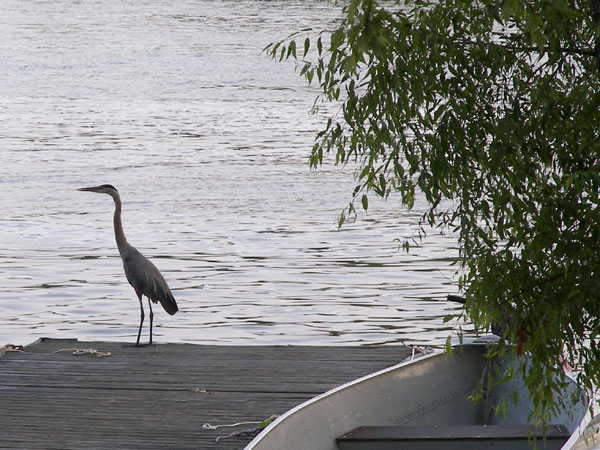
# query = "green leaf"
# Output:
<box><xmin>287</xmin><ymin>40</ymin><xmax>297</xmax><ymax>59</ymax></box>
<box><xmin>443</xmin><ymin>313</ymin><xmax>458</xmax><ymax>323</ymax></box>
<box><xmin>501</xmin><ymin>0</ymin><xmax>520</xmax><ymax>21</ymax></box>
<box><xmin>338</xmin><ymin>212</ymin><xmax>346</xmax><ymax>229</ymax></box>
<box><xmin>445</xmin><ymin>335</ymin><xmax>452</xmax><ymax>354</ymax></box>
<box><xmin>330</xmin><ymin>29</ymin><xmax>345</xmax><ymax>50</ymax></box>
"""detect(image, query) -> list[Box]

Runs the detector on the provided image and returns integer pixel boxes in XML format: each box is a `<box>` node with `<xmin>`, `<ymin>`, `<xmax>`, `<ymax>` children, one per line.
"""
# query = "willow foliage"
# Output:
<box><xmin>267</xmin><ymin>0</ymin><xmax>600</xmax><ymax>424</ymax></box>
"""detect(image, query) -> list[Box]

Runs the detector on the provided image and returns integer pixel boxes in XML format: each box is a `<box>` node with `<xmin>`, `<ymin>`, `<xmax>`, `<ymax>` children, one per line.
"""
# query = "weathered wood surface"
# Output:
<box><xmin>0</xmin><ymin>338</ymin><xmax>411</xmax><ymax>449</ymax></box>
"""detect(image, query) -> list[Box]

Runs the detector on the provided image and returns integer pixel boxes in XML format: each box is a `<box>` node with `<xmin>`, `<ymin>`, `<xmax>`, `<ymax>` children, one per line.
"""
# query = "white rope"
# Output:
<box><xmin>0</xmin><ymin>344</ymin><xmax>24</xmax><ymax>355</ymax></box>
<box><xmin>53</xmin><ymin>348</ymin><xmax>112</xmax><ymax>358</ymax></box>
<box><xmin>202</xmin><ymin>415</ymin><xmax>278</xmax><ymax>430</ymax></box>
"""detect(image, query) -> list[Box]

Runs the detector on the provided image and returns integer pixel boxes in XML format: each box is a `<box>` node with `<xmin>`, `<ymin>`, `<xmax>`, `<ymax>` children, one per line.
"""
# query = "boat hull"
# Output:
<box><xmin>245</xmin><ymin>341</ymin><xmax>589</xmax><ymax>450</ymax></box>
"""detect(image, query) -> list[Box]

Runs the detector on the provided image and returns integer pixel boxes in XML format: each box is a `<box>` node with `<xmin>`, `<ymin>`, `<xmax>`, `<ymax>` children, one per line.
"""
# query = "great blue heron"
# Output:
<box><xmin>78</xmin><ymin>184</ymin><xmax>178</xmax><ymax>346</ymax></box>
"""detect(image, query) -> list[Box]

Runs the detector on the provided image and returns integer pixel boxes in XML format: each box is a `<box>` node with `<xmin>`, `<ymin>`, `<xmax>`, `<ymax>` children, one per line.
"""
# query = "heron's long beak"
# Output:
<box><xmin>77</xmin><ymin>186</ymin><xmax>102</xmax><ymax>192</ymax></box>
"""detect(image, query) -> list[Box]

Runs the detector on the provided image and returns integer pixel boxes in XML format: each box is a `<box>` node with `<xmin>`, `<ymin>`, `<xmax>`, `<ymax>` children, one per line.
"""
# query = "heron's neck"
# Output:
<box><xmin>112</xmin><ymin>194</ymin><xmax>128</xmax><ymax>252</ymax></box>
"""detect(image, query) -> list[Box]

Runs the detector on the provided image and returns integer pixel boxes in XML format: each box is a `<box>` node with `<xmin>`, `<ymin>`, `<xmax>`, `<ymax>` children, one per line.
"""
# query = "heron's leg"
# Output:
<box><xmin>136</xmin><ymin>291</ymin><xmax>144</xmax><ymax>347</ymax></box>
<box><xmin>147</xmin><ymin>298</ymin><xmax>154</xmax><ymax>345</ymax></box>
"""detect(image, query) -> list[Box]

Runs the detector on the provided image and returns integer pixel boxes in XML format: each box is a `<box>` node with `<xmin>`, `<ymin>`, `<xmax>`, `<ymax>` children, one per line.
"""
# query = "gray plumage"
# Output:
<box><xmin>121</xmin><ymin>244</ymin><xmax>179</xmax><ymax>315</ymax></box>
<box><xmin>78</xmin><ymin>184</ymin><xmax>178</xmax><ymax>346</ymax></box>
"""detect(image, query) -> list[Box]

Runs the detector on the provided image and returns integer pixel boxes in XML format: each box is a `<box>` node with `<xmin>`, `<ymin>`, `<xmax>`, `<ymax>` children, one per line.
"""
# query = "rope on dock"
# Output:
<box><xmin>400</xmin><ymin>345</ymin><xmax>435</xmax><ymax>363</ymax></box>
<box><xmin>214</xmin><ymin>426</ymin><xmax>264</xmax><ymax>443</ymax></box>
<box><xmin>203</xmin><ymin>414</ymin><xmax>279</xmax><ymax>443</ymax></box>
<box><xmin>0</xmin><ymin>344</ymin><xmax>24</xmax><ymax>355</ymax></box>
<box><xmin>53</xmin><ymin>348</ymin><xmax>112</xmax><ymax>358</ymax></box>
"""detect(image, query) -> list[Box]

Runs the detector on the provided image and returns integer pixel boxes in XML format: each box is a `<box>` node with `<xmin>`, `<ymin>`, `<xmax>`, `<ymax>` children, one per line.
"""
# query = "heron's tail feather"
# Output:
<box><xmin>160</xmin><ymin>293</ymin><xmax>179</xmax><ymax>315</ymax></box>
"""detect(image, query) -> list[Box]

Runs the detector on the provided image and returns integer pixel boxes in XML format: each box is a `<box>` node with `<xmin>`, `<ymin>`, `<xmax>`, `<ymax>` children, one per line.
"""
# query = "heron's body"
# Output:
<box><xmin>78</xmin><ymin>184</ymin><xmax>178</xmax><ymax>345</ymax></box>
<box><xmin>120</xmin><ymin>244</ymin><xmax>178</xmax><ymax>315</ymax></box>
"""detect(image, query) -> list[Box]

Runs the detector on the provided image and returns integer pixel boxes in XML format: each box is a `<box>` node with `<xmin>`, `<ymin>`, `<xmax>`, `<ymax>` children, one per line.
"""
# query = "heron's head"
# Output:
<box><xmin>77</xmin><ymin>184</ymin><xmax>119</xmax><ymax>196</ymax></box>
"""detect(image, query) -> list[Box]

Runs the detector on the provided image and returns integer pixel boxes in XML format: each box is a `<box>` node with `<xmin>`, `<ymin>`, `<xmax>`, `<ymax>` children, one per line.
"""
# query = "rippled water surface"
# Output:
<box><xmin>0</xmin><ymin>0</ymin><xmax>466</xmax><ymax>347</ymax></box>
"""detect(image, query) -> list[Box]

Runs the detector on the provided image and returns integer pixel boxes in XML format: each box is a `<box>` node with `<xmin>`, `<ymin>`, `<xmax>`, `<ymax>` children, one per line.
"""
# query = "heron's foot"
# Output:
<box><xmin>123</xmin><ymin>342</ymin><xmax>151</xmax><ymax>348</ymax></box>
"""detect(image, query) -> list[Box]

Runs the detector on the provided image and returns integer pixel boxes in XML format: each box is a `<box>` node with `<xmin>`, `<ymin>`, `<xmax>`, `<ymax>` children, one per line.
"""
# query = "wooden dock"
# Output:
<box><xmin>0</xmin><ymin>338</ymin><xmax>411</xmax><ymax>449</ymax></box>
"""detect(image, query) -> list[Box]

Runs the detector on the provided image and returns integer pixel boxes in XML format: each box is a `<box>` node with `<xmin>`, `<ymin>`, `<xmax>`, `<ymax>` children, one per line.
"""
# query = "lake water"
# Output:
<box><xmin>0</xmin><ymin>0</ymin><xmax>466</xmax><ymax>347</ymax></box>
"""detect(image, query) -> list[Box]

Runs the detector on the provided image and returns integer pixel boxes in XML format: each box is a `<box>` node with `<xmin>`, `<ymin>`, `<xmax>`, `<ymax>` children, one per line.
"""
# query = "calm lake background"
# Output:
<box><xmin>0</xmin><ymin>0</ymin><xmax>468</xmax><ymax>347</ymax></box>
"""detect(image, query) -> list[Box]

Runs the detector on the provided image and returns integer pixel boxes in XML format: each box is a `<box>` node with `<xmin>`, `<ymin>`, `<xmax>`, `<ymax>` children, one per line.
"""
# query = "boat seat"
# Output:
<box><xmin>336</xmin><ymin>424</ymin><xmax>571</xmax><ymax>450</ymax></box>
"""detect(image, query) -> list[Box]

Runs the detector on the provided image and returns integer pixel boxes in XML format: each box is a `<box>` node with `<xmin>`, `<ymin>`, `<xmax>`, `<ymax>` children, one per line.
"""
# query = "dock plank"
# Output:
<box><xmin>0</xmin><ymin>338</ymin><xmax>410</xmax><ymax>449</ymax></box>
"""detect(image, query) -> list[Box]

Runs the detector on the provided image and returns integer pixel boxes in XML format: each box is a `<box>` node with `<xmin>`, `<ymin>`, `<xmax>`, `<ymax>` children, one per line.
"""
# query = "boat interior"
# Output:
<box><xmin>336</xmin><ymin>345</ymin><xmax>588</xmax><ymax>450</ymax></box>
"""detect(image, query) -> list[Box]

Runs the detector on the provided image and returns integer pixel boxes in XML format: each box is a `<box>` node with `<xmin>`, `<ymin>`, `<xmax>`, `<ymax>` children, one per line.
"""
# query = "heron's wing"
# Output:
<box><xmin>122</xmin><ymin>246</ymin><xmax>179</xmax><ymax>315</ymax></box>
